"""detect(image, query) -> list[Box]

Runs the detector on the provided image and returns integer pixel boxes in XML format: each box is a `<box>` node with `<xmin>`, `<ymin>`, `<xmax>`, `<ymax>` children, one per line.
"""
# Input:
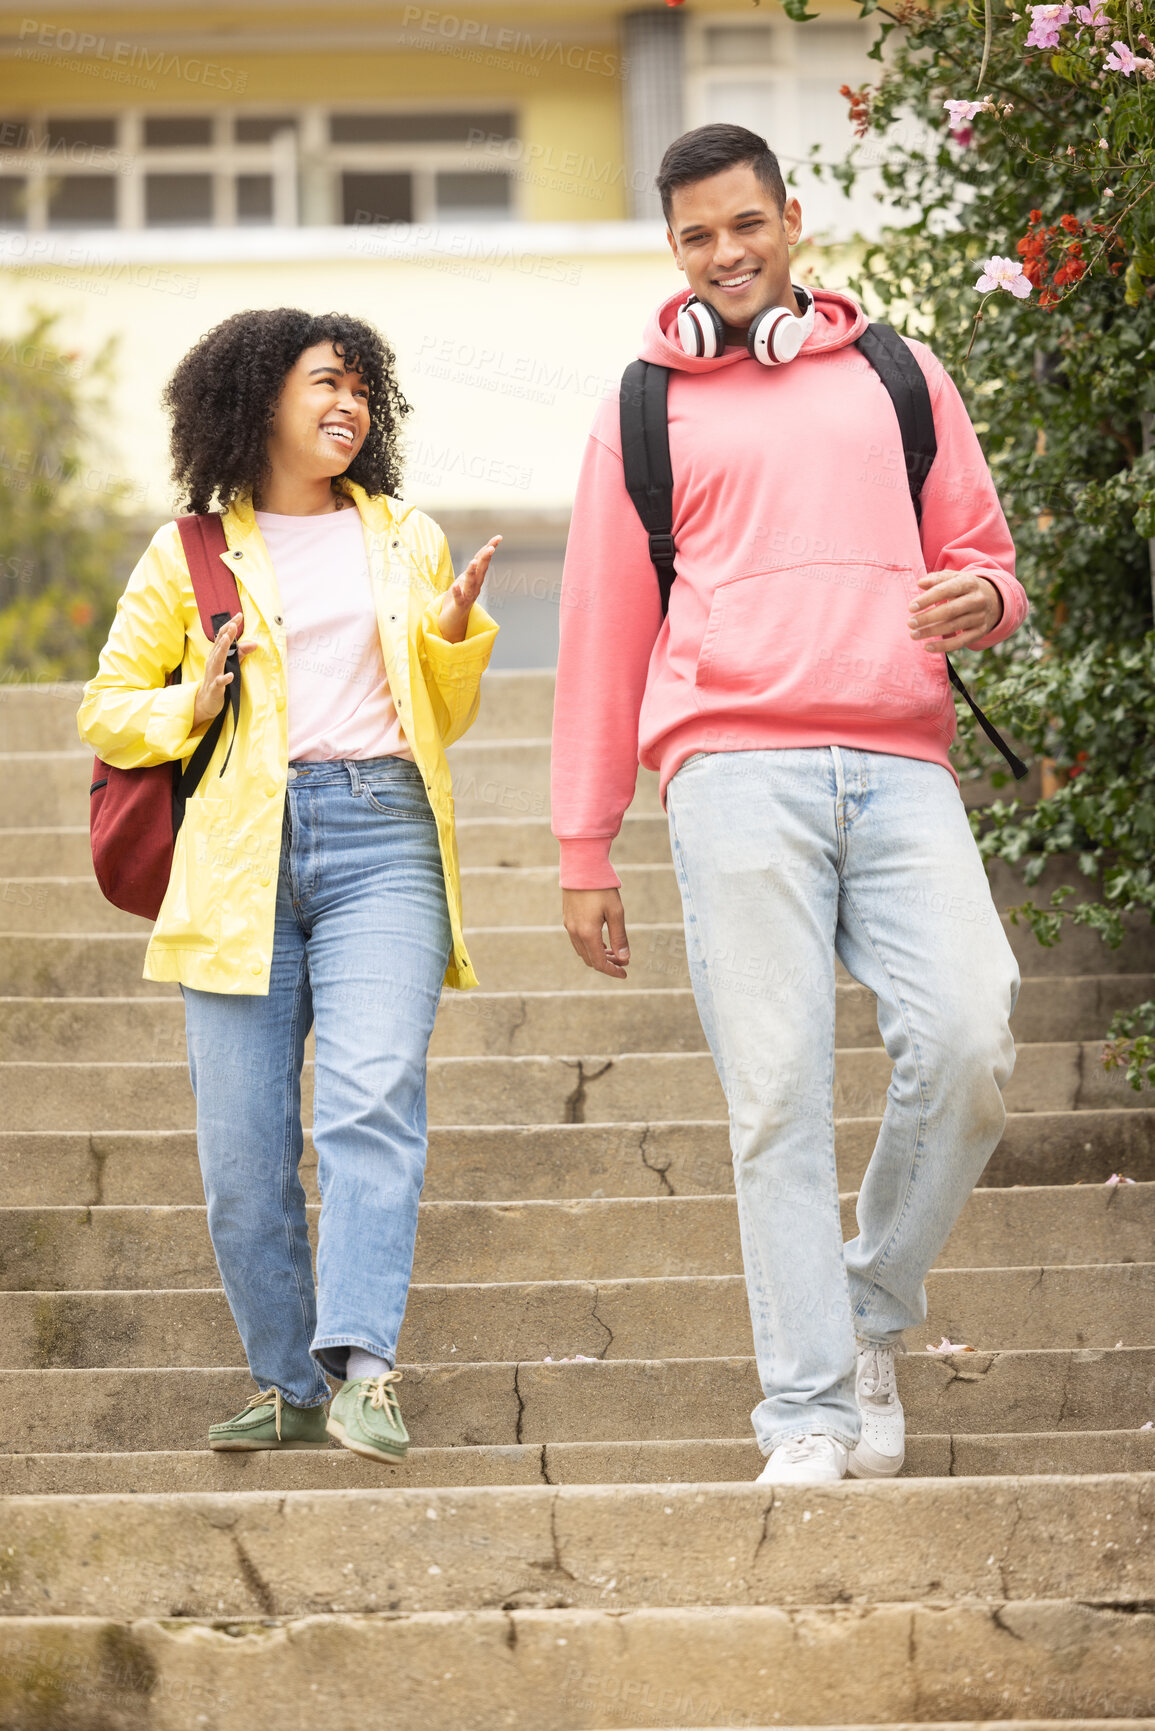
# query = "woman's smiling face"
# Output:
<box><xmin>266</xmin><ymin>341</ymin><xmax>371</xmax><ymax>483</ymax></box>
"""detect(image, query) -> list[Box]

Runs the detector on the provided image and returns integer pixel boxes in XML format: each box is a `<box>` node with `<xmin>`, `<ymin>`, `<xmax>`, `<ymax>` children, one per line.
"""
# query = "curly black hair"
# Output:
<box><xmin>163</xmin><ymin>308</ymin><xmax>412</xmax><ymax>513</ymax></box>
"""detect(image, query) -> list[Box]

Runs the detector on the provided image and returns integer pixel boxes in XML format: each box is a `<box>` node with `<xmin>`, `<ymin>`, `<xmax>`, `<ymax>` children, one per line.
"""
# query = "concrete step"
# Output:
<box><xmin>4</xmin><ymin>1427</ymin><xmax>1154</xmax><ymax>1494</ymax></box>
<box><xmin>1</xmin><ymin>1476</ymin><xmax>1150</xmax><ymax>1618</ymax></box>
<box><xmin>13</xmin><ymin>868</ymin><xmax>1148</xmax><ymax>950</ymax></box>
<box><xmin>0</xmin><ymin>814</ymin><xmax>673</xmax><ymax>877</ymax></box>
<box><xmin>0</xmin><ymin>672</ymin><xmax>558</xmax><ymax>752</ymax></box>
<box><xmin>3</xmin><ymin>1185</ymin><xmax>1150</xmax><ymax>1306</ymax></box>
<box><xmin>0</xmin><ymin>745</ymin><xmax>1037</xmax><ymax>832</ymax></box>
<box><xmin>1</xmin><ymin>1042</ymin><xmax>1146</xmax><ymax>1135</ymax></box>
<box><xmin>0</xmin><ymin>745</ymin><xmax>656</xmax><ymax>828</ymax></box>
<box><xmin>6</xmin><ymin>918</ymin><xmax>1153</xmax><ymax>1005</ymax></box>
<box><xmin>3</xmin><ymin>1252</ymin><xmax>1152</xmax><ymax>1358</ymax></box>
<box><xmin>3</xmin><ymin>976</ymin><xmax>1151</xmax><ymax>1065</ymax></box>
<box><xmin>2</xmin><ymin>1348</ymin><xmax>1150</xmax><ymax>1453</ymax></box>
<box><xmin>0</xmin><ymin>823</ymin><xmax>1127</xmax><ymax>905</ymax></box>
<box><xmin>0</xmin><ymin>1602</ymin><xmax>1149</xmax><ymax>1726</ymax></box>
<box><xmin>3</xmin><ymin>1110</ymin><xmax>1152</xmax><ymax>1209</ymax></box>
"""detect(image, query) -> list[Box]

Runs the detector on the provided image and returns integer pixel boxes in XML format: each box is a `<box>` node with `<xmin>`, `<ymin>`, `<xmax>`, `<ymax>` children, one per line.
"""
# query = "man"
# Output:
<box><xmin>550</xmin><ymin>124</ymin><xmax>1026</xmax><ymax>1486</ymax></box>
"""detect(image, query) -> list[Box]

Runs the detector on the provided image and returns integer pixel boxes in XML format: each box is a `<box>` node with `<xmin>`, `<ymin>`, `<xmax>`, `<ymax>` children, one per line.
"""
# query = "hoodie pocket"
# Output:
<box><xmin>693</xmin><ymin>562</ymin><xmax>951</xmax><ymax>733</ymax></box>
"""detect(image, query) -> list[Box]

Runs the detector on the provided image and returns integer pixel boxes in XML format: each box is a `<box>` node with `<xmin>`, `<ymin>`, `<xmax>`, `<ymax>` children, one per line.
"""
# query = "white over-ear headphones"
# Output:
<box><xmin>676</xmin><ymin>285</ymin><xmax>816</xmax><ymax>367</ymax></box>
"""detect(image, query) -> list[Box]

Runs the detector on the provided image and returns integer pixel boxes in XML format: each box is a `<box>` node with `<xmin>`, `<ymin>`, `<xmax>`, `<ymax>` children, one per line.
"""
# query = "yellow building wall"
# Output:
<box><xmin>0</xmin><ymin>4</ymin><xmax>630</xmax><ymax>219</ymax></box>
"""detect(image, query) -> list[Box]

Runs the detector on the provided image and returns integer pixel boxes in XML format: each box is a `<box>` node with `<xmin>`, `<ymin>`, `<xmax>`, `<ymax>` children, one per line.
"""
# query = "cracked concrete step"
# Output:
<box><xmin>1</xmin><ymin>1043</ymin><xmax>1146</xmax><ymax>1134</ymax></box>
<box><xmin>3</xmin><ymin>1110</ymin><xmax>1152</xmax><ymax>1210</ymax></box>
<box><xmin>3</xmin><ymin>1262</ymin><xmax>1152</xmax><ymax>1359</ymax></box>
<box><xmin>3</xmin><ymin>1186</ymin><xmax>1150</xmax><ymax>1303</ymax></box>
<box><xmin>0</xmin><ymin>1477</ymin><xmax>1151</xmax><ymax>1620</ymax></box>
<box><xmin>4</xmin><ymin>1427</ymin><xmax>1154</xmax><ymax>1494</ymax></box>
<box><xmin>6</xmin><ymin>918</ymin><xmax>1152</xmax><ymax>1002</ymax></box>
<box><xmin>3</xmin><ymin>1264</ymin><xmax>1154</xmax><ymax>1374</ymax></box>
<box><xmin>2</xmin><ymin>1349</ymin><xmax>1150</xmax><ymax>1453</ymax></box>
<box><xmin>6</xmin><ymin>975</ymin><xmax>1151</xmax><ymax>1064</ymax></box>
<box><xmin>0</xmin><ymin>1603</ymin><xmax>1150</xmax><ymax>1728</ymax></box>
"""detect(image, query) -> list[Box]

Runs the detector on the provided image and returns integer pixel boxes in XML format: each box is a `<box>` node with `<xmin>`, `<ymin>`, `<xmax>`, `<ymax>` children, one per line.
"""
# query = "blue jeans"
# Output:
<box><xmin>666</xmin><ymin>747</ymin><xmax>1019</xmax><ymax>1452</ymax></box>
<box><xmin>181</xmin><ymin>757</ymin><xmax>452</xmax><ymax>1406</ymax></box>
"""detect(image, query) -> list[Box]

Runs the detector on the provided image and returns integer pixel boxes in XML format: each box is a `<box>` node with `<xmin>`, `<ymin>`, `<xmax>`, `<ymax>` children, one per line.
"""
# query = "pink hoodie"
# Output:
<box><xmin>551</xmin><ymin>287</ymin><xmax>1029</xmax><ymax>890</ymax></box>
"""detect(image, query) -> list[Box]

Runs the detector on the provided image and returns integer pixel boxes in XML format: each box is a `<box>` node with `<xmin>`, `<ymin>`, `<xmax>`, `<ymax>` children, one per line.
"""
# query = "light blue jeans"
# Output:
<box><xmin>666</xmin><ymin>746</ymin><xmax>1019</xmax><ymax>1452</ymax></box>
<box><xmin>181</xmin><ymin>756</ymin><xmax>451</xmax><ymax>1407</ymax></box>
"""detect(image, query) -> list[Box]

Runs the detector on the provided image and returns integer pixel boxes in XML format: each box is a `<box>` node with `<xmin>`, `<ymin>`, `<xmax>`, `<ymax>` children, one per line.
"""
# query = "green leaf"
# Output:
<box><xmin>780</xmin><ymin>0</ymin><xmax>819</xmax><ymax>19</ymax></box>
<box><xmin>1125</xmin><ymin>260</ymin><xmax>1146</xmax><ymax>307</ymax></box>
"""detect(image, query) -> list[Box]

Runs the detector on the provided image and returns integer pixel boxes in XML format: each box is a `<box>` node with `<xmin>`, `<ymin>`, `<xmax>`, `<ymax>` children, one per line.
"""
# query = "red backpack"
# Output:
<box><xmin>89</xmin><ymin>513</ymin><xmax>243</xmax><ymax>921</ymax></box>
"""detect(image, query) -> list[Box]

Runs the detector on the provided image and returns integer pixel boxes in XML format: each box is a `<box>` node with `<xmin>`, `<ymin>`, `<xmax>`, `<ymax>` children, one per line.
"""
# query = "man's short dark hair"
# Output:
<box><xmin>657</xmin><ymin>124</ymin><xmax>788</xmax><ymax>228</ymax></box>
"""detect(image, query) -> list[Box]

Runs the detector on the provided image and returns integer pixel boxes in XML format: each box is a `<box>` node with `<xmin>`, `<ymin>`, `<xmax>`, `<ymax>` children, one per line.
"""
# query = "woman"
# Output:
<box><xmin>78</xmin><ymin>309</ymin><xmax>499</xmax><ymax>1461</ymax></box>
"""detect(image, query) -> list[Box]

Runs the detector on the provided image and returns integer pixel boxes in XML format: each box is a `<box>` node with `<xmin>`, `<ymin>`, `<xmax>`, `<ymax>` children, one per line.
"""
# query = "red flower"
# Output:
<box><xmin>1059</xmin><ymin>213</ymin><xmax>1081</xmax><ymax>234</ymax></box>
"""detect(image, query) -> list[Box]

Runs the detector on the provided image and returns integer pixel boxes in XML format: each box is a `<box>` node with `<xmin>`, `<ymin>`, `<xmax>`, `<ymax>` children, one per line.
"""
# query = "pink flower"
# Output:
<box><xmin>975</xmin><ymin>255</ymin><xmax>1033</xmax><ymax>297</ymax></box>
<box><xmin>1075</xmin><ymin>0</ymin><xmax>1110</xmax><ymax>23</ymax></box>
<box><xmin>1104</xmin><ymin>38</ymin><xmax>1139</xmax><ymax>71</ymax></box>
<box><xmin>1026</xmin><ymin>2</ymin><xmax>1072</xmax><ymax>47</ymax></box>
<box><xmin>926</xmin><ymin>1338</ymin><xmax>975</xmax><ymax>1355</ymax></box>
<box><xmin>1105</xmin><ymin>1172</ymin><xmax>1137</xmax><ymax>1187</ymax></box>
<box><xmin>943</xmin><ymin>99</ymin><xmax>987</xmax><ymax>123</ymax></box>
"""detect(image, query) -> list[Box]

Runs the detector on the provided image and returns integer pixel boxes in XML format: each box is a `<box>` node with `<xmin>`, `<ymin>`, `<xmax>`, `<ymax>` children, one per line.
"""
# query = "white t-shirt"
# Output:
<box><xmin>255</xmin><ymin>505</ymin><xmax>412</xmax><ymax>762</ymax></box>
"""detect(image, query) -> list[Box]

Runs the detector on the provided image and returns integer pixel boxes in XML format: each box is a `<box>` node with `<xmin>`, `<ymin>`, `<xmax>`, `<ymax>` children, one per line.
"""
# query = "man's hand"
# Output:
<box><xmin>909</xmin><ymin>571</ymin><xmax>1004</xmax><ymax>653</ymax></box>
<box><xmin>563</xmin><ymin>887</ymin><xmax>631</xmax><ymax>979</ymax></box>
<box><xmin>438</xmin><ymin>535</ymin><xmax>502</xmax><ymax>644</ymax></box>
<box><xmin>192</xmin><ymin>612</ymin><xmax>259</xmax><ymax>731</ymax></box>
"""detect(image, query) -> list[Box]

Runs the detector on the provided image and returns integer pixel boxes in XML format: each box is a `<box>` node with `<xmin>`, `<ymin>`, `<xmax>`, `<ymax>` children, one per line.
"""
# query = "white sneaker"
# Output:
<box><xmin>756</xmin><ymin>1434</ymin><xmax>849</xmax><ymax>1486</ymax></box>
<box><xmin>847</xmin><ymin>1345</ymin><xmax>905</xmax><ymax>1479</ymax></box>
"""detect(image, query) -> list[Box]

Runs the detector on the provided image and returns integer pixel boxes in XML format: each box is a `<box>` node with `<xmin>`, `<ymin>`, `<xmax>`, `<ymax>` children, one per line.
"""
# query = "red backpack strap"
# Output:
<box><xmin>174</xmin><ymin>511</ymin><xmax>243</xmax><ymax>782</ymax></box>
<box><xmin>175</xmin><ymin>512</ymin><xmax>239</xmax><ymax>638</ymax></box>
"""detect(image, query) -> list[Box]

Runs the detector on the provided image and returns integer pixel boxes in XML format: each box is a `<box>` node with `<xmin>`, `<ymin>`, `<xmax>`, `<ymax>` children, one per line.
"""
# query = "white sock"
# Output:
<box><xmin>346</xmin><ymin>1347</ymin><xmax>391</xmax><ymax>1381</ymax></box>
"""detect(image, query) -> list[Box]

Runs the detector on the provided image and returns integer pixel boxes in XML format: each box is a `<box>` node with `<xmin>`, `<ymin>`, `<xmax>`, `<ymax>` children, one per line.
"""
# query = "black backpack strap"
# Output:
<box><xmin>945</xmin><ymin>660</ymin><xmax>1029</xmax><ymax>780</ymax></box>
<box><xmin>854</xmin><ymin>322</ymin><xmax>937</xmax><ymax>520</ymax></box>
<box><xmin>619</xmin><ymin>359</ymin><xmax>677</xmax><ymax>617</ymax></box>
<box><xmin>857</xmin><ymin>323</ymin><xmax>1028</xmax><ymax>782</ymax></box>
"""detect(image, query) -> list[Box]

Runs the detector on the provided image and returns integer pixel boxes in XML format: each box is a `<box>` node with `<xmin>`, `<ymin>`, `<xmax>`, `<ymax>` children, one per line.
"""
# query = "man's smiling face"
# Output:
<box><xmin>666</xmin><ymin>161</ymin><xmax>804</xmax><ymax>345</ymax></box>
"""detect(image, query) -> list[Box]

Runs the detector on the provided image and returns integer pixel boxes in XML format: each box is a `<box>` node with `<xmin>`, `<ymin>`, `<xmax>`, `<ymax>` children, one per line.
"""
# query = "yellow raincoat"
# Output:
<box><xmin>78</xmin><ymin>480</ymin><xmax>497</xmax><ymax>993</ymax></box>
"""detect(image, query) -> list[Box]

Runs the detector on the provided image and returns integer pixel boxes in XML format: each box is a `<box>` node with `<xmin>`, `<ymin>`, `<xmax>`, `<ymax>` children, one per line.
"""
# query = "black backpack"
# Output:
<box><xmin>618</xmin><ymin>323</ymin><xmax>1028</xmax><ymax>781</ymax></box>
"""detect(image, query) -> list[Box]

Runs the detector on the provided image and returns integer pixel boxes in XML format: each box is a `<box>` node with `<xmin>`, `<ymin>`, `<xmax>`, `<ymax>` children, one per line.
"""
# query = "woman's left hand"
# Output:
<box><xmin>438</xmin><ymin>536</ymin><xmax>501</xmax><ymax>643</ymax></box>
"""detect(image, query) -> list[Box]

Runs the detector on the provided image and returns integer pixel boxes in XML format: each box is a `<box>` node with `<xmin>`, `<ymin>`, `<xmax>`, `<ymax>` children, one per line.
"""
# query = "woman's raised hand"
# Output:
<box><xmin>192</xmin><ymin>612</ymin><xmax>259</xmax><ymax>730</ymax></box>
<box><xmin>438</xmin><ymin>536</ymin><xmax>501</xmax><ymax>644</ymax></box>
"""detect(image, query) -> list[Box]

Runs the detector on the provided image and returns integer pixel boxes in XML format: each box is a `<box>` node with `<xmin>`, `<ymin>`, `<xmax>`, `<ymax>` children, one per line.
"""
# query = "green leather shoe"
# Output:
<box><xmin>208</xmin><ymin>1387</ymin><xmax>329</xmax><ymax>1451</ymax></box>
<box><xmin>326</xmin><ymin>1371</ymin><xmax>409</xmax><ymax>1461</ymax></box>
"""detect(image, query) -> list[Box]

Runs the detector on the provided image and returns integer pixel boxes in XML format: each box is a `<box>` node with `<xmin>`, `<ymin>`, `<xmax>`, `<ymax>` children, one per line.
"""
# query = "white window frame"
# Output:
<box><xmin>0</xmin><ymin>103</ymin><xmax>521</xmax><ymax>230</ymax></box>
<box><xmin>683</xmin><ymin>9</ymin><xmax>882</xmax><ymax>241</ymax></box>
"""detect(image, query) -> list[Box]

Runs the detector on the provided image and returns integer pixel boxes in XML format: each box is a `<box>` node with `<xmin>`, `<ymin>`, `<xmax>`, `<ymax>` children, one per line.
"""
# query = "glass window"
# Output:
<box><xmin>798</xmin><ymin>25</ymin><xmax>871</xmax><ymax>68</ymax></box>
<box><xmin>0</xmin><ymin>178</ymin><xmax>27</xmax><ymax>225</ymax></box>
<box><xmin>236</xmin><ymin>174</ymin><xmax>274</xmax><ymax>223</ymax></box>
<box><xmin>703</xmin><ymin>26</ymin><xmax>776</xmax><ymax>65</ymax></box>
<box><xmin>143</xmin><ymin>116</ymin><xmax>213</xmax><ymax>148</ymax></box>
<box><xmin>145</xmin><ymin>172</ymin><xmax>213</xmax><ymax>225</ymax></box>
<box><xmin>330</xmin><ymin>111</ymin><xmax>513</xmax><ymax>145</ymax></box>
<box><xmin>45</xmin><ymin>116</ymin><xmax>118</xmax><ymax>149</ymax></box>
<box><xmin>234</xmin><ymin>115</ymin><xmax>298</xmax><ymax>144</ymax></box>
<box><xmin>47</xmin><ymin>175</ymin><xmax>117</xmax><ymax>226</ymax></box>
<box><xmin>701</xmin><ymin>81</ymin><xmax>778</xmax><ymax>137</ymax></box>
<box><xmin>435</xmin><ymin>171</ymin><xmax>512</xmax><ymax>220</ymax></box>
<box><xmin>341</xmin><ymin>171</ymin><xmax>412</xmax><ymax>226</ymax></box>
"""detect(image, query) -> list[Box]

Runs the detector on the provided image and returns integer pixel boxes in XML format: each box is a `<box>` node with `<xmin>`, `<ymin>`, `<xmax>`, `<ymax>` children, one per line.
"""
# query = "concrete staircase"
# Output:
<box><xmin>1</xmin><ymin>673</ymin><xmax>1153</xmax><ymax>1728</ymax></box>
